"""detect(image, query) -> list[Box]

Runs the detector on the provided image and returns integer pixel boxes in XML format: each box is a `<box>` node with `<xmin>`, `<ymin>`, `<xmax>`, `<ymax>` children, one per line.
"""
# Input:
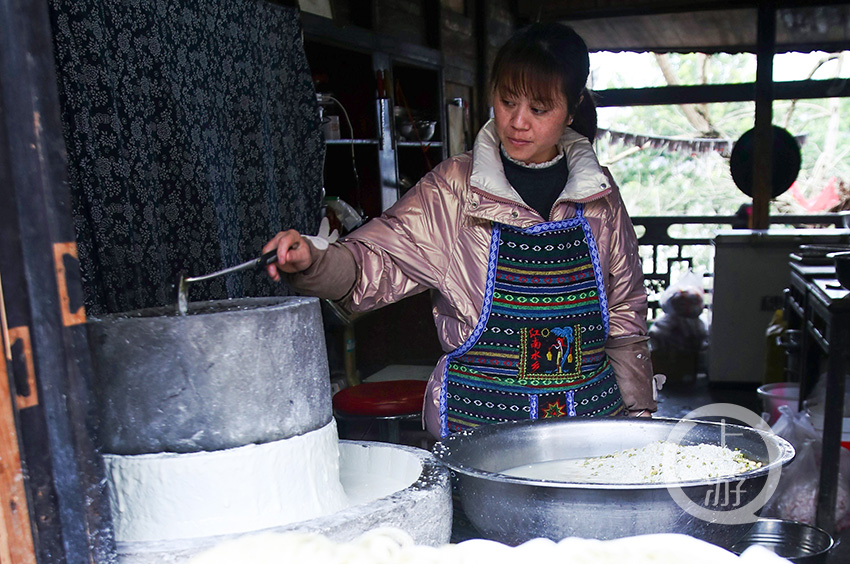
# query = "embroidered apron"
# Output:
<box><xmin>440</xmin><ymin>205</ymin><xmax>625</xmax><ymax>437</ymax></box>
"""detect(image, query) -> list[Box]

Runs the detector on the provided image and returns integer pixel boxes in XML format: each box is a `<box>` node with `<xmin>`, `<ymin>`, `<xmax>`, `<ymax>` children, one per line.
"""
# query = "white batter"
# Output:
<box><xmin>104</xmin><ymin>420</ymin><xmax>349</xmax><ymax>543</ymax></box>
<box><xmin>188</xmin><ymin>527</ymin><xmax>792</xmax><ymax>564</ymax></box>
<box><xmin>501</xmin><ymin>441</ymin><xmax>762</xmax><ymax>484</ymax></box>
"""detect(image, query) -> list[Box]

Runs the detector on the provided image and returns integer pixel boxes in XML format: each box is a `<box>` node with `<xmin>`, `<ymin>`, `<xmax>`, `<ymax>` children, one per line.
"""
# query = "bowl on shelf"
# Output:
<box><xmin>827</xmin><ymin>251</ymin><xmax>850</xmax><ymax>289</ymax></box>
<box><xmin>398</xmin><ymin>119</ymin><xmax>436</xmax><ymax>142</ymax></box>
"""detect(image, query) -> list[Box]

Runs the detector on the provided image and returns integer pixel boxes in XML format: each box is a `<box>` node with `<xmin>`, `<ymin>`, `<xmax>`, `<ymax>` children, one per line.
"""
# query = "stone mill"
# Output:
<box><xmin>86</xmin><ymin>296</ymin><xmax>452</xmax><ymax>563</ymax></box>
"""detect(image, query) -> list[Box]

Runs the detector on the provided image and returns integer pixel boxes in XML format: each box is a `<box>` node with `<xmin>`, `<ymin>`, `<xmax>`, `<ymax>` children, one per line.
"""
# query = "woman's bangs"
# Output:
<box><xmin>495</xmin><ymin>62</ymin><xmax>564</xmax><ymax>107</ymax></box>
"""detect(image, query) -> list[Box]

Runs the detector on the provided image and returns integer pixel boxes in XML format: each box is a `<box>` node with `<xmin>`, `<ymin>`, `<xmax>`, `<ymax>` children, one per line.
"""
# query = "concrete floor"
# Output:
<box><xmin>335</xmin><ymin>371</ymin><xmax>850</xmax><ymax>561</ymax></box>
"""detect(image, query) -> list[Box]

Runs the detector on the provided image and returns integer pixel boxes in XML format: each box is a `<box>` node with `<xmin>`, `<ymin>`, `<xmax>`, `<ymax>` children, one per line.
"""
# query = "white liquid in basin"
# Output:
<box><xmin>502</xmin><ymin>457</ymin><xmax>611</xmax><ymax>482</ymax></box>
<box><xmin>339</xmin><ymin>442</ymin><xmax>422</xmax><ymax>505</ymax></box>
<box><xmin>501</xmin><ymin>441</ymin><xmax>762</xmax><ymax>484</ymax></box>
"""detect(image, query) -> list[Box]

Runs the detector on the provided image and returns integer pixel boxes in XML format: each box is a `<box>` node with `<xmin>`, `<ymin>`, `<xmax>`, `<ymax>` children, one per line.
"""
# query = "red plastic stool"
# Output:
<box><xmin>332</xmin><ymin>380</ymin><xmax>427</xmax><ymax>444</ymax></box>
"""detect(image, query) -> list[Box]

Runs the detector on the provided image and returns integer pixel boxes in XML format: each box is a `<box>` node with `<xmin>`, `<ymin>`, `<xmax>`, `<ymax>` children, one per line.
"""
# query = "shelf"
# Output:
<box><xmin>327</xmin><ymin>139</ymin><xmax>452</xmax><ymax>150</ymax></box>
<box><xmin>806</xmin><ymin>318</ymin><xmax>830</xmax><ymax>353</ymax></box>
<box><xmin>788</xmin><ymin>271</ymin><xmax>850</xmax><ymax>533</ymax></box>
<box><xmin>788</xmin><ymin>296</ymin><xmax>804</xmax><ymax>318</ymax></box>
<box><xmin>325</xmin><ymin>139</ymin><xmax>380</xmax><ymax>145</ymax></box>
<box><xmin>813</xmin><ymin>277</ymin><xmax>850</xmax><ymax>303</ymax></box>
<box><xmin>303</xmin><ymin>27</ymin><xmax>447</xmax><ymax>219</ymax></box>
<box><xmin>397</xmin><ymin>141</ymin><xmax>443</xmax><ymax>147</ymax></box>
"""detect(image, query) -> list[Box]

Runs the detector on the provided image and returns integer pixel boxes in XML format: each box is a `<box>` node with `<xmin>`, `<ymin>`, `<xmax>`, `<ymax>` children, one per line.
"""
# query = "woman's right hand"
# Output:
<box><xmin>263</xmin><ymin>230</ymin><xmax>313</xmax><ymax>281</ymax></box>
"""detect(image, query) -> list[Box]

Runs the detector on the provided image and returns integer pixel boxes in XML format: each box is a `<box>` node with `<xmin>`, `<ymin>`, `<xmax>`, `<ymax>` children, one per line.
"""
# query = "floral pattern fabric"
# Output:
<box><xmin>48</xmin><ymin>0</ymin><xmax>323</xmax><ymax>315</ymax></box>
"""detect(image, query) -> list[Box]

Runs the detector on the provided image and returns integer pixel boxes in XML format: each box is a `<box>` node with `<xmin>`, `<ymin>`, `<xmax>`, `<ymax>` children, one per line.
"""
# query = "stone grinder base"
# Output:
<box><xmin>113</xmin><ymin>441</ymin><xmax>452</xmax><ymax>564</ymax></box>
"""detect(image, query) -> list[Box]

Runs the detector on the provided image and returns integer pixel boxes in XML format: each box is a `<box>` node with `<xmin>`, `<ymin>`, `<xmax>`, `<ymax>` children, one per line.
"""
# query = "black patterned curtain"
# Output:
<box><xmin>48</xmin><ymin>0</ymin><xmax>323</xmax><ymax>315</ymax></box>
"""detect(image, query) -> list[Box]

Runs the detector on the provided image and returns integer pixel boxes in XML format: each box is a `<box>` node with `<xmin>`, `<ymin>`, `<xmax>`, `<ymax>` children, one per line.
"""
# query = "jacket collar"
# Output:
<box><xmin>469</xmin><ymin>119</ymin><xmax>611</xmax><ymax>205</ymax></box>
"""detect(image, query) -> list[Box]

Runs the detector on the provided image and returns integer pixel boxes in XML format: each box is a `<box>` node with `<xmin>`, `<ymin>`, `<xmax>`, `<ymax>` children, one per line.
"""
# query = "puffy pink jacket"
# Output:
<box><xmin>290</xmin><ymin>121</ymin><xmax>655</xmax><ymax>437</ymax></box>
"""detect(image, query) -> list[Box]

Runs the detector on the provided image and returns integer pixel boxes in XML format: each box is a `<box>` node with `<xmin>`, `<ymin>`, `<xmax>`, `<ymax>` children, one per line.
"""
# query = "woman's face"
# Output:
<box><xmin>493</xmin><ymin>88</ymin><xmax>570</xmax><ymax>164</ymax></box>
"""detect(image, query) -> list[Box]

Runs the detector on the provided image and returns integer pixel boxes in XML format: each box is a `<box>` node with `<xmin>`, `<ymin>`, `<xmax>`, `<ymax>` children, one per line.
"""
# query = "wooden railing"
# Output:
<box><xmin>632</xmin><ymin>213</ymin><xmax>849</xmax><ymax>318</ymax></box>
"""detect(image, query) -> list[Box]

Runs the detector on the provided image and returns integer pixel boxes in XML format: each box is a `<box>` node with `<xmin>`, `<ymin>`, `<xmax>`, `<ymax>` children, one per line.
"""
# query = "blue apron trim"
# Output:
<box><xmin>521</xmin><ymin>214</ymin><xmax>583</xmax><ymax>235</ymax></box>
<box><xmin>566</xmin><ymin>390</ymin><xmax>577</xmax><ymax>416</ymax></box>
<box><xmin>577</xmin><ymin>205</ymin><xmax>611</xmax><ymax>338</ymax></box>
<box><xmin>440</xmin><ymin>222</ymin><xmax>503</xmax><ymax>437</ymax></box>
<box><xmin>529</xmin><ymin>394</ymin><xmax>539</xmax><ymax>420</ymax></box>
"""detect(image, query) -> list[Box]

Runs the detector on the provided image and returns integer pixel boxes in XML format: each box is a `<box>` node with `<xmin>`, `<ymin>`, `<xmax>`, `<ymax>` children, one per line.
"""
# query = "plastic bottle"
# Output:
<box><xmin>325</xmin><ymin>197</ymin><xmax>363</xmax><ymax>233</ymax></box>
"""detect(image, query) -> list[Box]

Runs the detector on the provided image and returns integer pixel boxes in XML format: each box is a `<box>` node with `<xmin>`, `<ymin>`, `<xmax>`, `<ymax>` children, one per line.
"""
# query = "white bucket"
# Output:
<box><xmin>757</xmin><ymin>382</ymin><xmax>800</xmax><ymax>425</ymax></box>
<box><xmin>806</xmin><ymin>404</ymin><xmax>850</xmax><ymax>451</ymax></box>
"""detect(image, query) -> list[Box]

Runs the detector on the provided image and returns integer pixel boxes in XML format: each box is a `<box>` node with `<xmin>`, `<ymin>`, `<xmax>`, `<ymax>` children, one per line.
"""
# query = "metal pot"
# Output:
<box><xmin>433</xmin><ymin>417</ymin><xmax>794</xmax><ymax>548</ymax></box>
<box><xmin>828</xmin><ymin>250</ymin><xmax>850</xmax><ymax>290</ymax></box>
<box><xmin>730</xmin><ymin>518</ymin><xmax>834</xmax><ymax>563</ymax></box>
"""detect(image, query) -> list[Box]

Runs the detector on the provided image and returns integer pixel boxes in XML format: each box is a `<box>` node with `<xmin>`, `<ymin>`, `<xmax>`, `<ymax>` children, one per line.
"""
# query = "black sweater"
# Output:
<box><xmin>500</xmin><ymin>152</ymin><xmax>569</xmax><ymax>221</ymax></box>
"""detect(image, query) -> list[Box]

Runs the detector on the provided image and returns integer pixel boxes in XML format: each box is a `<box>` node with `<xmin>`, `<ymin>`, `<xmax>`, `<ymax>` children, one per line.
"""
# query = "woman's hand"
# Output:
<box><xmin>263</xmin><ymin>230</ymin><xmax>313</xmax><ymax>281</ymax></box>
<box><xmin>629</xmin><ymin>409</ymin><xmax>652</xmax><ymax>418</ymax></box>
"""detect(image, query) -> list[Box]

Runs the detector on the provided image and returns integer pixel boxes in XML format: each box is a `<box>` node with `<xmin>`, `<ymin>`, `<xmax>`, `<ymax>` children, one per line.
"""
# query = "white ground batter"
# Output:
<box><xmin>104</xmin><ymin>420</ymin><xmax>349</xmax><ymax>543</ymax></box>
<box><xmin>501</xmin><ymin>440</ymin><xmax>763</xmax><ymax>484</ymax></box>
<box><xmin>188</xmin><ymin>527</ymin><xmax>790</xmax><ymax>564</ymax></box>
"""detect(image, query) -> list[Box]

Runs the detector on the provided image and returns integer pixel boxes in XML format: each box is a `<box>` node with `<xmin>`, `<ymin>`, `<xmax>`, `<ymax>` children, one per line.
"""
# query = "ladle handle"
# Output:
<box><xmin>185</xmin><ymin>249</ymin><xmax>282</xmax><ymax>284</ymax></box>
<box><xmin>258</xmin><ymin>249</ymin><xmax>278</xmax><ymax>267</ymax></box>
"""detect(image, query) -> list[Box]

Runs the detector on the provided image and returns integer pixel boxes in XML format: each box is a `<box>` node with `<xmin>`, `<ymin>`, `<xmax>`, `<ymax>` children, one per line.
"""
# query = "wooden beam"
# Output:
<box><xmin>526</xmin><ymin>0</ymin><xmax>850</xmax><ymax>21</ymax></box>
<box><xmin>594</xmin><ymin>78</ymin><xmax>850</xmax><ymax>107</ymax></box>
<box><xmin>300</xmin><ymin>11</ymin><xmax>444</xmax><ymax>69</ymax></box>
<box><xmin>0</xmin><ymin>344</ymin><xmax>37</xmax><ymax>564</ymax></box>
<box><xmin>588</xmin><ymin>41</ymin><xmax>850</xmax><ymax>56</ymax></box>
<box><xmin>538</xmin><ymin>0</ymin><xmax>748</xmax><ymax>20</ymax></box>
<box><xmin>751</xmin><ymin>2</ymin><xmax>775</xmax><ymax>230</ymax></box>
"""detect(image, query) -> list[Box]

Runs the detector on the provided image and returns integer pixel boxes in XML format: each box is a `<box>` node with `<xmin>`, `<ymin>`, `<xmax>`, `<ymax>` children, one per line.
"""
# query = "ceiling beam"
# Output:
<box><xmin>587</xmin><ymin>41</ymin><xmax>850</xmax><ymax>55</ymax></box>
<box><xmin>521</xmin><ymin>0</ymin><xmax>850</xmax><ymax>21</ymax></box>
<box><xmin>593</xmin><ymin>78</ymin><xmax>850</xmax><ymax>106</ymax></box>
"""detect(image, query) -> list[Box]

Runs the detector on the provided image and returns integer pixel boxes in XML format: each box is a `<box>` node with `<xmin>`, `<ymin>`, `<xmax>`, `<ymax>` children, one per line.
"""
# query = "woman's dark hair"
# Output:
<box><xmin>490</xmin><ymin>22</ymin><xmax>597</xmax><ymax>142</ymax></box>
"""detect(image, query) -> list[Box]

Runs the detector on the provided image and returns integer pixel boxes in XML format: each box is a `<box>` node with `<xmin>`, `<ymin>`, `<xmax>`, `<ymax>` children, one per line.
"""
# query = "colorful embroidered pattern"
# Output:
<box><xmin>518</xmin><ymin>326</ymin><xmax>582</xmax><ymax>379</ymax></box>
<box><xmin>441</xmin><ymin>207</ymin><xmax>626</xmax><ymax>436</ymax></box>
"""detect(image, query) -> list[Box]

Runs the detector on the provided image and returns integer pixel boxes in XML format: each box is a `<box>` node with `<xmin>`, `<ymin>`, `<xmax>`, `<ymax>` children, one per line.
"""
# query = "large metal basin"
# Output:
<box><xmin>433</xmin><ymin>417</ymin><xmax>794</xmax><ymax>548</ymax></box>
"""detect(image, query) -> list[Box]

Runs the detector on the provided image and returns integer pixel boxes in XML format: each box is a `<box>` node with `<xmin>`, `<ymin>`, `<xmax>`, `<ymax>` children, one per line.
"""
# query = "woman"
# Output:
<box><xmin>264</xmin><ymin>22</ymin><xmax>656</xmax><ymax>438</ymax></box>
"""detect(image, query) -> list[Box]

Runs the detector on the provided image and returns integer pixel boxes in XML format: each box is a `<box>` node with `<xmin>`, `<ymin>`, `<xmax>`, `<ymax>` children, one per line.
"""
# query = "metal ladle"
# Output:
<box><xmin>177</xmin><ymin>249</ymin><xmax>280</xmax><ymax>315</ymax></box>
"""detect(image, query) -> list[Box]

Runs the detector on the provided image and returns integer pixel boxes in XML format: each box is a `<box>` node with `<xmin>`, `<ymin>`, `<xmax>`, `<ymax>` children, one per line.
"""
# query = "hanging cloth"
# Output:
<box><xmin>440</xmin><ymin>206</ymin><xmax>625</xmax><ymax>437</ymax></box>
<box><xmin>48</xmin><ymin>0</ymin><xmax>324</xmax><ymax>315</ymax></box>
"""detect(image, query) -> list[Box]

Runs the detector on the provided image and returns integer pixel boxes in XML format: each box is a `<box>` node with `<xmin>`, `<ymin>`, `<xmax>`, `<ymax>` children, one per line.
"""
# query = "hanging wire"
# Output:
<box><xmin>324</xmin><ymin>95</ymin><xmax>363</xmax><ymax>211</ymax></box>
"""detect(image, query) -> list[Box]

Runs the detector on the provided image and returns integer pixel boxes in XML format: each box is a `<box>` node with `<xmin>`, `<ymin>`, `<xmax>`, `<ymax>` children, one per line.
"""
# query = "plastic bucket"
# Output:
<box><xmin>806</xmin><ymin>404</ymin><xmax>850</xmax><ymax>451</ymax></box>
<box><xmin>758</xmin><ymin>382</ymin><xmax>800</xmax><ymax>425</ymax></box>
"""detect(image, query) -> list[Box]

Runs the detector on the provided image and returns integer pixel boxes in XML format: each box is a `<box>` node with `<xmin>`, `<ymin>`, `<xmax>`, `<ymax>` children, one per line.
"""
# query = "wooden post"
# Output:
<box><xmin>0</xmin><ymin>341</ymin><xmax>37</xmax><ymax>564</ymax></box>
<box><xmin>474</xmin><ymin>0</ymin><xmax>490</xmax><ymax>132</ymax></box>
<box><xmin>752</xmin><ymin>2</ymin><xmax>776</xmax><ymax>230</ymax></box>
<box><xmin>0</xmin><ymin>0</ymin><xmax>117</xmax><ymax>562</ymax></box>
